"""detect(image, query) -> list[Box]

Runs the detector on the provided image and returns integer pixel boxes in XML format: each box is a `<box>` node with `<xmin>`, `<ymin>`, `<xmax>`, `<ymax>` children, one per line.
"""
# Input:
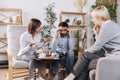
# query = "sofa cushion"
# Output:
<box><xmin>13</xmin><ymin>59</ymin><xmax>29</xmax><ymax>69</ymax></box>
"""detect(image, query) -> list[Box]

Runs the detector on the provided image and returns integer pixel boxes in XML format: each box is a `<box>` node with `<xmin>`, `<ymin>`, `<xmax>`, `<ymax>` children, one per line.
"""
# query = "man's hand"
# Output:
<box><xmin>66</xmin><ymin>28</ymin><xmax>72</xmax><ymax>38</ymax></box>
<box><xmin>55</xmin><ymin>28</ymin><xmax>60</xmax><ymax>38</ymax></box>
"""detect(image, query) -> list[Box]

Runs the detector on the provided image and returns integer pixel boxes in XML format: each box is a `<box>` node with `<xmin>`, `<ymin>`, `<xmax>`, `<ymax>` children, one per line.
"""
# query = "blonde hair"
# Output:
<box><xmin>91</xmin><ymin>6</ymin><xmax>111</xmax><ymax>21</ymax></box>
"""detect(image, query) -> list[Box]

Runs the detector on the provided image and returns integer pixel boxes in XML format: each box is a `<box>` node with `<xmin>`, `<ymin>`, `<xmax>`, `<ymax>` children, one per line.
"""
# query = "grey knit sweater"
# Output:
<box><xmin>87</xmin><ymin>20</ymin><xmax>120</xmax><ymax>55</ymax></box>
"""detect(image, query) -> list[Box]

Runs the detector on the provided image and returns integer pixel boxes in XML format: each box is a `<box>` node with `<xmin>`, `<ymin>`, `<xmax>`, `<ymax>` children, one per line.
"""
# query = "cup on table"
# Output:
<box><xmin>51</xmin><ymin>53</ymin><xmax>59</xmax><ymax>58</ymax></box>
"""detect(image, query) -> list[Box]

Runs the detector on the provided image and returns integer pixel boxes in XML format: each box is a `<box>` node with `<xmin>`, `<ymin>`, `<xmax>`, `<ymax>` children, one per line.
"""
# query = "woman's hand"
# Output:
<box><xmin>43</xmin><ymin>38</ymin><xmax>51</xmax><ymax>43</ymax></box>
<box><xmin>93</xmin><ymin>25</ymin><xmax>100</xmax><ymax>36</ymax></box>
<box><xmin>28</xmin><ymin>41</ymin><xmax>35</xmax><ymax>47</ymax></box>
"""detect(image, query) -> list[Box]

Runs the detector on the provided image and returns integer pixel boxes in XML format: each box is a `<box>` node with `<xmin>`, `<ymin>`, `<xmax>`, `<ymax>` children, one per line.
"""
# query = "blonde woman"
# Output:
<box><xmin>64</xmin><ymin>6</ymin><xmax>120</xmax><ymax>80</ymax></box>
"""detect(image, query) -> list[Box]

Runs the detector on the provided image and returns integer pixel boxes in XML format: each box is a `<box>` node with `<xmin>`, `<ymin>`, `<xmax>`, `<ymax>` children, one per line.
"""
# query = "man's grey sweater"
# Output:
<box><xmin>87</xmin><ymin>20</ymin><xmax>120</xmax><ymax>55</ymax></box>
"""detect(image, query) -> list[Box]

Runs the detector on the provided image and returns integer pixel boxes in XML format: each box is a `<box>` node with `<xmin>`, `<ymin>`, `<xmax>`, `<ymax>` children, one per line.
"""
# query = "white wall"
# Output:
<box><xmin>0</xmin><ymin>0</ymin><xmax>95</xmax><ymax>25</ymax></box>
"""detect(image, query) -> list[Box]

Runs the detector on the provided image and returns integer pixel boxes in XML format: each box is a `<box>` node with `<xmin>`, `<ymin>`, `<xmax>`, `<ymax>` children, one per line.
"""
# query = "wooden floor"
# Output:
<box><xmin>0</xmin><ymin>68</ymin><xmax>66</xmax><ymax>80</ymax></box>
<box><xmin>0</xmin><ymin>68</ymin><xmax>7</xmax><ymax>80</ymax></box>
<box><xmin>0</xmin><ymin>68</ymin><xmax>27</xmax><ymax>80</ymax></box>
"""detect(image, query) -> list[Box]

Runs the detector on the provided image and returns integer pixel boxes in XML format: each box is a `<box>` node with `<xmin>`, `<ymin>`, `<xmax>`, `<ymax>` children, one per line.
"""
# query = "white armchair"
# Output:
<box><xmin>89</xmin><ymin>56</ymin><xmax>120</xmax><ymax>80</ymax></box>
<box><xmin>6</xmin><ymin>25</ymin><xmax>29</xmax><ymax>80</ymax></box>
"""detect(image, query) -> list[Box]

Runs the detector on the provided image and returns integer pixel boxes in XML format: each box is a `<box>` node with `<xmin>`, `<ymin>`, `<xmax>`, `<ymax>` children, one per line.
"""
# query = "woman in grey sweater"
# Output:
<box><xmin>64</xmin><ymin>6</ymin><xmax>120</xmax><ymax>80</ymax></box>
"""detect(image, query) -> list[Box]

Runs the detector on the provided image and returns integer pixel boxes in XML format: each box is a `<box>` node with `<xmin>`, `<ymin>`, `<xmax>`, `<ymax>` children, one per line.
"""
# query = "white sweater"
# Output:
<box><xmin>17</xmin><ymin>31</ymin><xmax>43</xmax><ymax>57</ymax></box>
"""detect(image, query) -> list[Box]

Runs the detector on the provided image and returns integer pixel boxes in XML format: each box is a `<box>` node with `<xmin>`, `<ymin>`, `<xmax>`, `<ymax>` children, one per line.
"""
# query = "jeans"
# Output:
<box><xmin>52</xmin><ymin>50</ymin><xmax>74</xmax><ymax>75</ymax></box>
<box><xmin>20</xmin><ymin>54</ymin><xmax>43</xmax><ymax>78</ymax></box>
<box><xmin>29</xmin><ymin>59</ymin><xmax>43</xmax><ymax>78</ymax></box>
<box><xmin>73</xmin><ymin>49</ymin><xmax>105</xmax><ymax>80</ymax></box>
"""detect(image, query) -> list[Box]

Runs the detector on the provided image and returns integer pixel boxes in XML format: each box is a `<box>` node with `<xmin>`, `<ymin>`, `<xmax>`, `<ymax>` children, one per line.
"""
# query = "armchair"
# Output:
<box><xmin>6</xmin><ymin>25</ymin><xmax>29</xmax><ymax>80</ymax></box>
<box><xmin>89</xmin><ymin>56</ymin><xmax>120</xmax><ymax>80</ymax></box>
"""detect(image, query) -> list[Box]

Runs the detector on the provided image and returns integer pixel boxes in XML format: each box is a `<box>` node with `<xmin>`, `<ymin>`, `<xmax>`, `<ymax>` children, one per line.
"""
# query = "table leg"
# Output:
<box><xmin>34</xmin><ymin>69</ymin><xmax>36</xmax><ymax>80</ymax></box>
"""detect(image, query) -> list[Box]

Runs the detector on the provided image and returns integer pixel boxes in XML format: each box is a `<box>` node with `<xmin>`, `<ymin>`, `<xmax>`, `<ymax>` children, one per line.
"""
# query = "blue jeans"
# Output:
<box><xmin>29</xmin><ymin>59</ymin><xmax>43</xmax><ymax>78</ymax></box>
<box><xmin>20</xmin><ymin>55</ymin><xmax>43</xmax><ymax>78</ymax></box>
<box><xmin>52</xmin><ymin>50</ymin><xmax>74</xmax><ymax>75</ymax></box>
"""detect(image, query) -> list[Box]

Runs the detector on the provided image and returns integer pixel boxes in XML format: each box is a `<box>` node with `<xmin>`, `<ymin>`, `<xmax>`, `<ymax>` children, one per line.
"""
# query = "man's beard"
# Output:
<box><xmin>60</xmin><ymin>33</ymin><xmax>66</xmax><ymax>37</ymax></box>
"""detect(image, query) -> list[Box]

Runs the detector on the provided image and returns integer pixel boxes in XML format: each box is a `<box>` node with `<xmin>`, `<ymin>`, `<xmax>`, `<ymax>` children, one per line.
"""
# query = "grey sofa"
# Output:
<box><xmin>89</xmin><ymin>55</ymin><xmax>120</xmax><ymax>80</ymax></box>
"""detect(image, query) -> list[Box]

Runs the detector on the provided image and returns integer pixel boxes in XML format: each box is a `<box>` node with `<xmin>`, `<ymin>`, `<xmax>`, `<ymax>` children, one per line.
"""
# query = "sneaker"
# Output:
<box><xmin>37</xmin><ymin>77</ymin><xmax>45</xmax><ymax>80</ymax></box>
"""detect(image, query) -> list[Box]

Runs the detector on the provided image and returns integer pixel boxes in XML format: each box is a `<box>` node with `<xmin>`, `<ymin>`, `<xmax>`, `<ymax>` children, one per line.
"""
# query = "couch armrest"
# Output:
<box><xmin>95</xmin><ymin>56</ymin><xmax>120</xmax><ymax>80</ymax></box>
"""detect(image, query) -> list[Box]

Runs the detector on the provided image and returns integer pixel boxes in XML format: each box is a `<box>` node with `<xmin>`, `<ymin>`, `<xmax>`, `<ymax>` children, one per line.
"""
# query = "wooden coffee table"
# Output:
<box><xmin>34</xmin><ymin>56</ymin><xmax>65</xmax><ymax>80</ymax></box>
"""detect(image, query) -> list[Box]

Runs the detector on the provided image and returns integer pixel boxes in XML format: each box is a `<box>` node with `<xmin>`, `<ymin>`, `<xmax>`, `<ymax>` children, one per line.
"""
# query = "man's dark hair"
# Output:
<box><xmin>59</xmin><ymin>22</ymin><xmax>69</xmax><ymax>28</ymax></box>
<box><xmin>28</xmin><ymin>18</ymin><xmax>41</xmax><ymax>34</ymax></box>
